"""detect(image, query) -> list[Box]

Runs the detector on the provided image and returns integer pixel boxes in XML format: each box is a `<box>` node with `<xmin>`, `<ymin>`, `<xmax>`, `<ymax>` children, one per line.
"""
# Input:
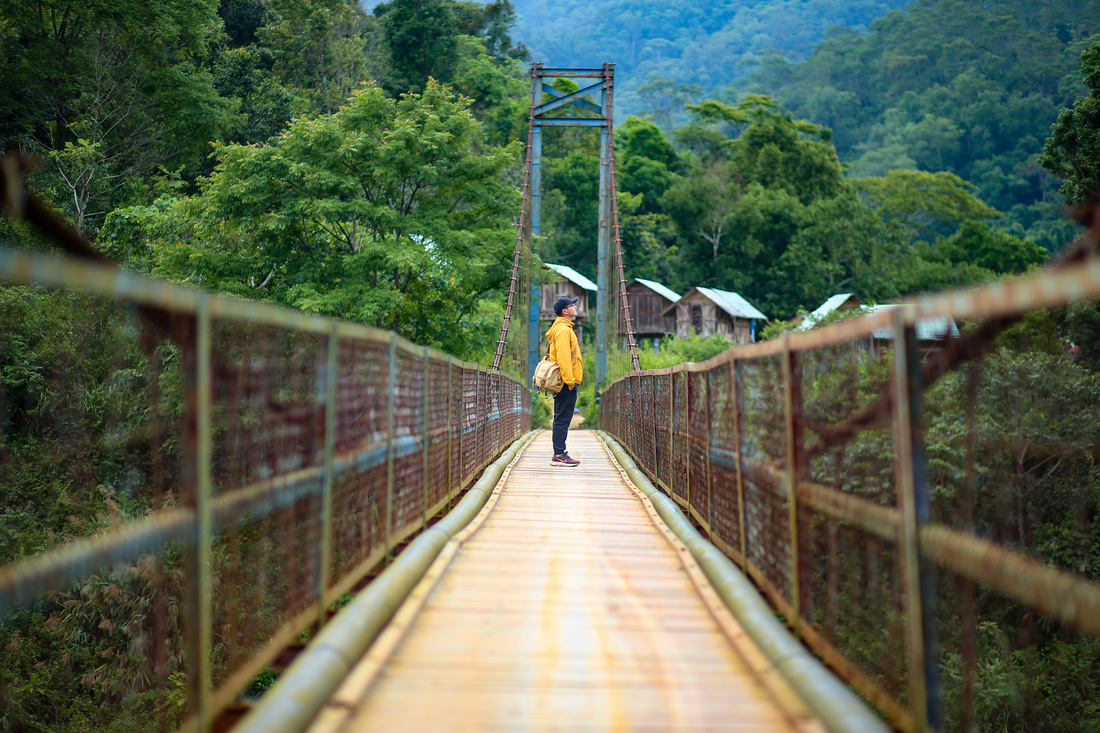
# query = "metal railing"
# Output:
<box><xmin>599</xmin><ymin>215</ymin><xmax>1100</xmax><ymax>732</ymax></box>
<box><xmin>0</xmin><ymin>246</ymin><xmax>530</xmax><ymax>732</ymax></box>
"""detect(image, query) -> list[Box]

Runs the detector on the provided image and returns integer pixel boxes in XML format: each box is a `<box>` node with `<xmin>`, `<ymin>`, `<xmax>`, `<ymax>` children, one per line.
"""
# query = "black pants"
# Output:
<box><xmin>552</xmin><ymin>384</ymin><xmax>578</xmax><ymax>455</ymax></box>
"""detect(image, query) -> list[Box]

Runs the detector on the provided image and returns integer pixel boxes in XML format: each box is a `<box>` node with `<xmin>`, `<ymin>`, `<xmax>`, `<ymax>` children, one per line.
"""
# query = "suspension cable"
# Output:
<box><xmin>491</xmin><ymin>65</ymin><xmax>540</xmax><ymax>372</ymax></box>
<box><xmin>602</xmin><ymin>65</ymin><xmax>641</xmax><ymax>372</ymax></box>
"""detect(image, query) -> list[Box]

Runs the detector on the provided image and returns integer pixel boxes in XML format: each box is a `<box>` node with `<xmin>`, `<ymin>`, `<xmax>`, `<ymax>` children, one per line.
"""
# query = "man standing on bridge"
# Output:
<box><xmin>548</xmin><ymin>295</ymin><xmax>583</xmax><ymax>467</ymax></box>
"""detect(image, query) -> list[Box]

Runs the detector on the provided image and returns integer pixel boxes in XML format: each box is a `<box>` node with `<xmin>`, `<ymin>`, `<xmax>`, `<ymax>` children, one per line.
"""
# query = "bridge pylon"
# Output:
<box><xmin>492</xmin><ymin>63</ymin><xmax>639</xmax><ymax>388</ymax></box>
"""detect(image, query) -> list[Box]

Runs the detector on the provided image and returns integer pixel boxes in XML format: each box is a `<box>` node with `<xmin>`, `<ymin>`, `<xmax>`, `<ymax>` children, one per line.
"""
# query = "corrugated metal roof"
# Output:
<box><xmin>696</xmin><ymin>287</ymin><xmax>768</xmax><ymax>320</ymax></box>
<box><xmin>797</xmin><ymin>293</ymin><xmax>859</xmax><ymax>331</ymax></box>
<box><xmin>632</xmin><ymin>278</ymin><xmax>681</xmax><ymax>303</ymax></box>
<box><xmin>798</xmin><ymin>295</ymin><xmax>959</xmax><ymax>339</ymax></box>
<box><xmin>545</xmin><ymin>263</ymin><xmax>597</xmax><ymax>291</ymax></box>
<box><xmin>865</xmin><ymin>304</ymin><xmax>960</xmax><ymax>340</ymax></box>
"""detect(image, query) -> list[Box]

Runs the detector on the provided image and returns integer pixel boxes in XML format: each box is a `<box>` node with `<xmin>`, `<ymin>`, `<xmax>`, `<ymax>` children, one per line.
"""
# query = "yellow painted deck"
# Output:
<box><xmin>310</xmin><ymin>431</ymin><xmax>821</xmax><ymax>732</ymax></box>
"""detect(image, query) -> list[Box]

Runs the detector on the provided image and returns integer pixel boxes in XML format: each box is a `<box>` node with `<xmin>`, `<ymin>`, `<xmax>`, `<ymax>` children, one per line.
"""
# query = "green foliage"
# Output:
<box><xmin>375</xmin><ymin>0</ymin><xmax>460</xmax><ymax>94</ymax></box>
<box><xmin>99</xmin><ymin>81</ymin><xmax>520</xmax><ymax>358</ymax></box>
<box><xmin>937</xmin><ymin>221</ymin><xmax>1049</xmax><ymax>275</ymax></box>
<box><xmin>510</xmin><ymin>0</ymin><xmax>912</xmax><ymax>125</ymax></box>
<box><xmin>1042</xmin><ymin>40</ymin><xmax>1100</xmax><ymax>204</ymax></box>
<box><xmin>777</xmin><ymin>190</ymin><xmax>911</xmax><ymax>309</ymax></box>
<box><xmin>535</xmin><ymin>92</ymin><xmax>1048</xmax><ymax>322</ymax></box>
<box><xmin>727</xmin><ymin>102</ymin><xmax>843</xmax><ymax>205</ymax></box>
<box><xmin>0</xmin><ymin>0</ymin><xmax>241</xmax><ymax>232</ymax></box>
<box><xmin>725</xmin><ymin>0</ymin><xmax>1100</xmax><ymax>252</ymax></box>
<box><xmin>853</xmin><ymin>170</ymin><xmax>1000</xmax><ymax>243</ymax></box>
<box><xmin>374</xmin><ymin>0</ymin><xmax>526</xmax><ymax>98</ymax></box>
<box><xmin>636</xmin><ymin>334</ymin><xmax>732</xmax><ymax>369</ymax></box>
<box><xmin>0</xmin><ymin>0</ymin><xmax>526</xmax><ymax>240</ymax></box>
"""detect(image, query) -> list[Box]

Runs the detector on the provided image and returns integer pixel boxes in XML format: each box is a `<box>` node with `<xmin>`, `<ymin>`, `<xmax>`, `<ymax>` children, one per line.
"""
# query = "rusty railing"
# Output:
<box><xmin>0</xmin><ymin>241</ymin><xmax>530</xmax><ymax>731</ymax></box>
<box><xmin>600</xmin><ymin>213</ymin><xmax>1100</xmax><ymax>732</ymax></box>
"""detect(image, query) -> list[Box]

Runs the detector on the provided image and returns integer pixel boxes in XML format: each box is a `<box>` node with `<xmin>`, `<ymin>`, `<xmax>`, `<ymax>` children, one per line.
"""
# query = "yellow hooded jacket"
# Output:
<box><xmin>546</xmin><ymin>317</ymin><xmax>583</xmax><ymax>386</ymax></box>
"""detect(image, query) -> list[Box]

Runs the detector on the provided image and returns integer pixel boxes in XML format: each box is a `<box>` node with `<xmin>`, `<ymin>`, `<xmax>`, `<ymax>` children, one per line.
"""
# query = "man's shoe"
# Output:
<box><xmin>550</xmin><ymin>453</ymin><xmax>580</xmax><ymax>467</ymax></box>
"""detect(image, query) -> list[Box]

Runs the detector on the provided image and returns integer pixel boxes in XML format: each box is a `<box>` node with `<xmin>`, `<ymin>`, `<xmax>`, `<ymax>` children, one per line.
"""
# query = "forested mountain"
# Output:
<box><xmin>723</xmin><ymin>0</ymin><xmax>1100</xmax><ymax>251</ymax></box>
<box><xmin>509</xmin><ymin>0</ymin><xmax>911</xmax><ymax>123</ymax></box>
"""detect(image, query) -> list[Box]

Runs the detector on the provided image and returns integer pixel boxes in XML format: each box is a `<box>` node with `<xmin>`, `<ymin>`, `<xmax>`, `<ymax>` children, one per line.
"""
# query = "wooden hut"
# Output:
<box><xmin>799</xmin><ymin>293</ymin><xmax>863</xmax><ymax>329</ymax></box>
<box><xmin>626</xmin><ymin>278</ymin><xmax>679</xmax><ymax>338</ymax></box>
<box><xmin>539</xmin><ymin>264</ymin><xmax>596</xmax><ymax>322</ymax></box>
<box><xmin>665</xmin><ymin>287</ymin><xmax>767</xmax><ymax>344</ymax></box>
<box><xmin>799</xmin><ymin>293</ymin><xmax>959</xmax><ymax>357</ymax></box>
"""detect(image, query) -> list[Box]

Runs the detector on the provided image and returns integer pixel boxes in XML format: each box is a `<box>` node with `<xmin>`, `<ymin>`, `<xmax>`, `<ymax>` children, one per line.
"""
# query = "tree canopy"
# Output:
<box><xmin>100</xmin><ymin>81</ymin><xmax>520</xmax><ymax>355</ymax></box>
<box><xmin>723</xmin><ymin>0</ymin><xmax>1100</xmax><ymax>252</ymax></box>
<box><xmin>1041</xmin><ymin>40</ymin><xmax>1100</xmax><ymax>204</ymax></box>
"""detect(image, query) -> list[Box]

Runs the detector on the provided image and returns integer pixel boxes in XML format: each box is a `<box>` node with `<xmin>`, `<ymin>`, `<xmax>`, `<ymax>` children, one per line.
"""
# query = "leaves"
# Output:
<box><xmin>1041</xmin><ymin>40</ymin><xmax>1100</xmax><ymax>204</ymax></box>
<box><xmin>102</xmin><ymin>80</ymin><xmax>520</xmax><ymax>355</ymax></box>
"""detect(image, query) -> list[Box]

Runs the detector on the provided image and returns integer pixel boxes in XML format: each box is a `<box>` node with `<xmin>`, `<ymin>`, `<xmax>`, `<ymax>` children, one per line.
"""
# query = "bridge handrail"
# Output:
<box><xmin>599</xmin><ymin>228</ymin><xmax>1100</xmax><ymax>732</ymax></box>
<box><xmin>0</xmin><ymin>243</ymin><xmax>531</xmax><ymax>732</ymax></box>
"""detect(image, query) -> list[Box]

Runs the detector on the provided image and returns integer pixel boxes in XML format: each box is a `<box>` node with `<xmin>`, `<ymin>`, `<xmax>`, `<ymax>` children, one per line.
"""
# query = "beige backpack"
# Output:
<box><xmin>532</xmin><ymin>342</ymin><xmax>578</xmax><ymax>394</ymax></box>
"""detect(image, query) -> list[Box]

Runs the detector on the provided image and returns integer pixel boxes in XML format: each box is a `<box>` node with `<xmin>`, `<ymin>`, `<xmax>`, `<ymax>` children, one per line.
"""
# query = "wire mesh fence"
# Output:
<box><xmin>600</xmin><ymin>221</ymin><xmax>1100</xmax><ymax>732</ymax></box>
<box><xmin>0</xmin><ymin>247</ymin><xmax>531</xmax><ymax>732</ymax></box>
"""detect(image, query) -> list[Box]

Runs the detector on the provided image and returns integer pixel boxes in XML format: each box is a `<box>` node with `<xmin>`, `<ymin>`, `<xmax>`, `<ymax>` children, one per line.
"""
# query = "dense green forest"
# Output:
<box><xmin>543</xmin><ymin>96</ymin><xmax>1048</xmax><ymax>321</ymax></box>
<box><xmin>3</xmin><ymin>0</ymin><xmax>1100</xmax><ymax>729</ymax></box>
<box><xmin>507</xmin><ymin>0</ymin><xmax>912</xmax><ymax>125</ymax></box>
<box><xmin>0</xmin><ymin>0</ymin><xmax>529</xmax><ymax>357</ymax></box>
<box><xmin>722</xmin><ymin>0</ymin><xmax>1100</xmax><ymax>252</ymax></box>
<box><xmin>509</xmin><ymin>0</ymin><xmax>1099</xmax><ymax>253</ymax></box>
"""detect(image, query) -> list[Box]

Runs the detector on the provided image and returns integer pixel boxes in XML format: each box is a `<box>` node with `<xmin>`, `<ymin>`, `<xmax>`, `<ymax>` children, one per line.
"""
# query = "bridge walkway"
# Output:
<box><xmin>307</xmin><ymin>430</ymin><xmax>821</xmax><ymax>732</ymax></box>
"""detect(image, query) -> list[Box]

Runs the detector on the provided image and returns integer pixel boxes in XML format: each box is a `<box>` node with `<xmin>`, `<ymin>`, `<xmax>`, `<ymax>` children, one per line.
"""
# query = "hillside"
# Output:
<box><xmin>723</xmin><ymin>0</ymin><xmax>1100</xmax><ymax>251</ymax></box>
<box><xmin>509</xmin><ymin>0</ymin><xmax>911</xmax><ymax>121</ymax></box>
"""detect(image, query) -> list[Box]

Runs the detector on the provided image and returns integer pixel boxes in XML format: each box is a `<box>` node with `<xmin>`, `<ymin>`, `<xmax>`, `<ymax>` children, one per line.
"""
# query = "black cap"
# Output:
<box><xmin>553</xmin><ymin>295</ymin><xmax>579</xmax><ymax>315</ymax></box>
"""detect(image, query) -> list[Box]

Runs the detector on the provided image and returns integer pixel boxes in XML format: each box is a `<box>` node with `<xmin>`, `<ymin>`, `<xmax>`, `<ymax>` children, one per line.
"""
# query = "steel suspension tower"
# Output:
<box><xmin>492</xmin><ymin>62</ymin><xmax>640</xmax><ymax>388</ymax></box>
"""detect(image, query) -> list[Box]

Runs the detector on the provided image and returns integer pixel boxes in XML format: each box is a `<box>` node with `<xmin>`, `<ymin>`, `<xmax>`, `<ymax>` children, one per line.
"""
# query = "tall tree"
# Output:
<box><xmin>100</xmin><ymin>81</ymin><xmax>520</xmax><ymax>355</ymax></box>
<box><xmin>0</xmin><ymin>0</ymin><xmax>240</xmax><ymax>232</ymax></box>
<box><xmin>1042</xmin><ymin>40</ymin><xmax>1100</xmax><ymax>204</ymax></box>
<box><xmin>374</xmin><ymin>0</ymin><xmax>460</xmax><ymax>94</ymax></box>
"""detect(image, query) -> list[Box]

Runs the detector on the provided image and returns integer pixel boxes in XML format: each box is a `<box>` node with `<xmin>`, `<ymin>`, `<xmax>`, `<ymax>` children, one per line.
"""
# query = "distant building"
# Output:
<box><xmin>626</xmin><ymin>278</ymin><xmax>679</xmax><ymax>338</ymax></box>
<box><xmin>799</xmin><ymin>294</ymin><xmax>959</xmax><ymax>355</ymax></box>
<box><xmin>665</xmin><ymin>287</ymin><xmax>767</xmax><ymax>343</ymax></box>
<box><xmin>799</xmin><ymin>293</ymin><xmax>863</xmax><ymax>329</ymax></box>
<box><xmin>540</xmin><ymin>264</ymin><xmax>596</xmax><ymax>322</ymax></box>
<box><xmin>864</xmin><ymin>304</ymin><xmax>960</xmax><ymax>343</ymax></box>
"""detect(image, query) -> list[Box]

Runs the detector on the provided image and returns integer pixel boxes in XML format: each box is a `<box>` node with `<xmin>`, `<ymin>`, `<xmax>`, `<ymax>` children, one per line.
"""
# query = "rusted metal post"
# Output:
<box><xmin>704</xmin><ymin>370</ymin><xmax>714</xmax><ymax>530</ymax></box>
<box><xmin>447</xmin><ymin>357</ymin><xmax>455</xmax><ymax>495</ymax></box>
<box><xmin>384</xmin><ymin>335</ymin><xmax>397</xmax><ymax>555</ymax></box>
<box><xmin>184</xmin><ymin>302</ymin><xmax>213</xmax><ymax>732</ymax></box>
<box><xmin>316</xmin><ymin>325</ymin><xmax>338</xmax><ymax>630</ymax></box>
<box><xmin>528</xmin><ymin>66</ymin><xmax>543</xmax><ymax>380</ymax></box>
<box><xmin>499</xmin><ymin>365</ymin><xmax>505</xmax><ymax>449</ymax></box>
<box><xmin>595</xmin><ymin>64</ymin><xmax>613</xmax><ymax>388</ymax></box>
<box><xmin>731</xmin><ymin>359</ymin><xmax>748</xmax><ymax>561</ymax></box>
<box><xmin>458</xmin><ymin>363</ymin><xmax>466</xmax><ymax>490</ymax></box>
<box><xmin>668</xmin><ymin>369</ymin><xmax>675</xmax><ymax>495</ymax></box>
<box><xmin>782</xmin><ymin>335</ymin><xmax>804</xmax><ymax>631</ymax></box>
<box><xmin>683</xmin><ymin>370</ymin><xmax>691</xmax><ymax>513</ymax></box>
<box><xmin>892</xmin><ymin>311</ymin><xmax>943</xmax><ymax>732</ymax></box>
<box><xmin>422</xmin><ymin>347</ymin><xmax>430</xmax><ymax>529</ymax></box>
<box><xmin>474</xmin><ymin>367</ymin><xmax>483</xmax><ymax>475</ymax></box>
<box><xmin>651</xmin><ymin>375</ymin><xmax>659</xmax><ymax>480</ymax></box>
<box><xmin>628</xmin><ymin>374</ymin><xmax>637</xmax><ymax>457</ymax></box>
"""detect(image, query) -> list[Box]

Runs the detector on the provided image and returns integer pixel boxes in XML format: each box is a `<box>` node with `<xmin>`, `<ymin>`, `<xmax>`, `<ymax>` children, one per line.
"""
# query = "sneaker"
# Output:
<box><xmin>550</xmin><ymin>453</ymin><xmax>580</xmax><ymax>467</ymax></box>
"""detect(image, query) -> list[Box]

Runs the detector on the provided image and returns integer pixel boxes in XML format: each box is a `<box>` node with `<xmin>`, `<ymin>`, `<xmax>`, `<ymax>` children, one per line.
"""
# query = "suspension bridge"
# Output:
<box><xmin>2</xmin><ymin>65</ymin><xmax>1100</xmax><ymax>733</ymax></box>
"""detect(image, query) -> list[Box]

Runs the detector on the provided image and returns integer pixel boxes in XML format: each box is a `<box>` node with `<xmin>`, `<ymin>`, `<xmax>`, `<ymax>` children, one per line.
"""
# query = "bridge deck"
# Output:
<box><xmin>309</xmin><ymin>431</ymin><xmax>819</xmax><ymax>732</ymax></box>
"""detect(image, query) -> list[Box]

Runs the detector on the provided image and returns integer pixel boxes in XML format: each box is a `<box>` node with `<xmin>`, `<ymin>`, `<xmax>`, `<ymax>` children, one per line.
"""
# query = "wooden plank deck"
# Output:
<box><xmin>309</xmin><ymin>431</ymin><xmax>822</xmax><ymax>732</ymax></box>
